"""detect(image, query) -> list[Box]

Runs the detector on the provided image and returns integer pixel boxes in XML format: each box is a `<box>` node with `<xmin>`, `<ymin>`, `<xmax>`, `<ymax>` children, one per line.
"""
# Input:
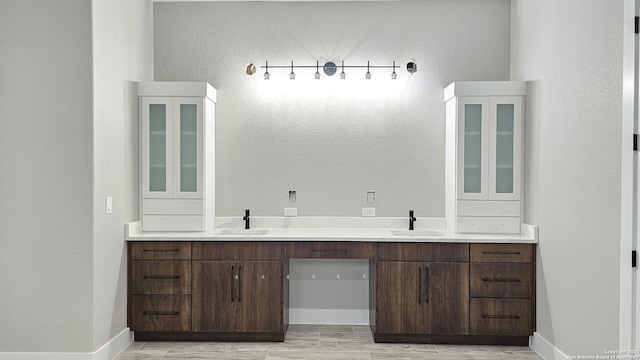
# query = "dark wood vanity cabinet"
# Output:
<box><xmin>468</xmin><ymin>243</ymin><xmax>535</xmax><ymax>340</ymax></box>
<box><xmin>127</xmin><ymin>242</ymin><xmax>192</xmax><ymax>333</ymax></box>
<box><xmin>191</xmin><ymin>242</ymin><xmax>285</xmax><ymax>337</ymax></box>
<box><xmin>373</xmin><ymin>243</ymin><xmax>470</xmax><ymax>340</ymax></box>
<box><xmin>127</xmin><ymin>240</ymin><xmax>534</xmax><ymax>344</ymax></box>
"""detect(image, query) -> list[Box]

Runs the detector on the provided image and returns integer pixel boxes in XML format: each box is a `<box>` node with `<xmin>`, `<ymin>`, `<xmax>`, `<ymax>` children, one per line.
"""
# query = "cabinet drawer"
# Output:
<box><xmin>470</xmin><ymin>298</ymin><xmax>533</xmax><ymax>336</ymax></box>
<box><xmin>285</xmin><ymin>242</ymin><xmax>374</xmax><ymax>259</ymax></box>
<box><xmin>142</xmin><ymin>215</ymin><xmax>204</xmax><ymax>231</ymax></box>
<box><xmin>457</xmin><ymin>201</ymin><xmax>520</xmax><ymax>217</ymax></box>
<box><xmin>377</xmin><ymin>243</ymin><xmax>469</xmax><ymax>262</ymax></box>
<box><xmin>471</xmin><ymin>243</ymin><xmax>533</xmax><ymax>263</ymax></box>
<box><xmin>143</xmin><ymin>199</ymin><xmax>204</xmax><ymax>215</ymax></box>
<box><xmin>193</xmin><ymin>242</ymin><xmax>282</xmax><ymax>260</ymax></box>
<box><xmin>130</xmin><ymin>242</ymin><xmax>192</xmax><ymax>260</ymax></box>
<box><xmin>457</xmin><ymin>216</ymin><xmax>520</xmax><ymax>234</ymax></box>
<box><xmin>131</xmin><ymin>260</ymin><xmax>191</xmax><ymax>294</ymax></box>
<box><xmin>131</xmin><ymin>295</ymin><xmax>191</xmax><ymax>332</ymax></box>
<box><xmin>470</xmin><ymin>263</ymin><xmax>532</xmax><ymax>298</ymax></box>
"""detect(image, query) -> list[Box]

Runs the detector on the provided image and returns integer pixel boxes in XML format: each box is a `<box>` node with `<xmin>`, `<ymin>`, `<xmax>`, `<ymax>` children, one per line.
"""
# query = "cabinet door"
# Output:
<box><xmin>422</xmin><ymin>262</ymin><xmax>469</xmax><ymax>335</ymax></box>
<box><xmin>192</xmin><ymin>261</ymin><xmax>237</xmax><ymax>332</ymax></box>
<box><xmin>457</xmin><ymin>97</ymin><xmax>490</xmax><ymax>200</ymax></box>
<box><xmin>489</xmin><ymin>97</ymin><xmax>522</xmax><ymax>200</ymax></box>
<box><xmin>376</xmin><ymin>261</ymin><xmax>469</xmax><ymax>335</ymax></box>
<box><xmin>141</xmin><ymin>97</ymin><xmax>173</xmax><ymax>198</ymax></box>
<box><xmin>376</xmin><ymin>261</ymin><xmax>426</xmax><ymax>334</ymax></box>
<box><xmin>173</xmin><ymin>97</ymin><xmax>204</xmax><ymax>198</ymax></box>
<box><xmin>236</xmin><ymin>261</ymin><xmax>282</xmax><ymax>333</ymax></box>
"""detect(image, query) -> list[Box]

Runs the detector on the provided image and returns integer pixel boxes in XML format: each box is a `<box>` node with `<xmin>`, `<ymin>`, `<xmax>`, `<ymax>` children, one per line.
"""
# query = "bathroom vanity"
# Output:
<box><xmin>127</xmin><ymin>233</ymin><xmax>535</xmax><ymax>346</ymax></box>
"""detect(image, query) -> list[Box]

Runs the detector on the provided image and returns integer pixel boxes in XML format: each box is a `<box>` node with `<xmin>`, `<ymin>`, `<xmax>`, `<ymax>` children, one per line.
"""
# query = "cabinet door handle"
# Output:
<box><xmin>482</xmin><ymin>251</ymin><xmax>521</xmax><ymax>255</ymax></box>
<box><xmin>418</xmin><ymin>267</ymin><xmax>423</xmax><ymax>304</ymax></box>
<box><xmin>482</xmin><ymin>314</ymin><xmax>520</xmax><ymax>320</ymax></box>
<box><xmin>238</xmin><ymin>265</ymin><xmax>242</xmax><ymax>302</ymax></box>
<box><xmin>482</xmin><ymin>278</ymin><xmax>521</xmax><ymax>283</ymax></box>
<box><xmin>143</xmin><ymin>249</ymin><xmax>180</xmax><ymax>252</ymax></box>
<box><xmin>143</xmin><ymin>311</ymin><xmax>180</xmax><ymax>316</ymax></box>
<box><xmin>231</xmin><ymin>265</ymin><xmax>235</xmax><ymax>302</ymax></box>
<box><xmin>418</xmin><ymin>266</ymin><xmax>429</xmax><ymax>304</ymax></box>
<box><xmin>142</xmin><ymin>276</ymin><xmax>180</xmax><ymax>280</ymax></box>
<box><xmin>424</xmin><ymin>266</ymin><xmax>429</xmax><ymax>304</ymax></box>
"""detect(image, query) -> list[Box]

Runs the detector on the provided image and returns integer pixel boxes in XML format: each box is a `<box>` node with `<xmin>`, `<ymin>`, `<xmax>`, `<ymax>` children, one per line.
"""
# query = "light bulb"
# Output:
<box><xmin>264</xmin><ymin>71</ymin><xmax>270</xmax><ymax>80</ymax></box>
<box><xmin>315</xmin><ymin>71</ymin><xmax>321</xmax><ymax>80</ymax></box>
<box><xmin>340</xmin><ymin>71</ymin><xmax>346</xmax><ymax>80</ymax></box>
<box><xmin>365</xmin><ymin>71</ymin><xmax>371</xmax><ymax>80</ymax></box>
<box><xmin>391</xmin><ymin>71</ymin><xmax>397</xmax><ymax>80</ymax></box>
<box><xmin>290</xmin><ymin>71</ymin><xmax>296</xmax><ymax>80</ymax></box>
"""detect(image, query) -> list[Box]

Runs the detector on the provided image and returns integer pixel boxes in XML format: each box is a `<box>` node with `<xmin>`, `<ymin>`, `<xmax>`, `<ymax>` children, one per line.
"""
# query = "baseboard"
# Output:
<box><xmin>530</xmin><ymin>332</ymin><xmax>570</xmax><ymax>360</ymax></box>
<box><xmin>289</xmin><ymin>309</ymin><xmax>369</xmax><ymax>325</ymax></box>
<box><xmin>0</xmin><ymin>328</ymin><xmax>133</xmax><ymax>360</ymax></box>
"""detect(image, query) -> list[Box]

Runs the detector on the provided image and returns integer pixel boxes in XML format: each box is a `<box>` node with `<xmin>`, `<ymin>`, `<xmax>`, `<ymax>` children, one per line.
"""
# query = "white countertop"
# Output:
<box><xmin>125</xmin><ymin>217</ymin><xmax>538</xmax><ymax>244</ymax></box>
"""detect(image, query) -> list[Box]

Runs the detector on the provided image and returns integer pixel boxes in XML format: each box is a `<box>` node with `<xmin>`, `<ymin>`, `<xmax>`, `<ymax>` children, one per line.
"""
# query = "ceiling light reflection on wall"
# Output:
<box><xmin>246</xmin><ymin>60</ymin><xmax>417</xmax><ymax>80</ymax></box>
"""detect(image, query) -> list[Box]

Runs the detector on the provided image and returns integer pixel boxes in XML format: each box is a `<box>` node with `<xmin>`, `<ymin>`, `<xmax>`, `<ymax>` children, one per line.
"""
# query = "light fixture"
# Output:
<box><xmin>250</xmin><ymin>59</ymin><xmax>414</xmax><ymax>80</ymax></box>
<box><xmin>365</xmin><ymin>61</ymin><xmax>371</xmax><ymax>80</ymax></box>
<box><xmin>264</xmin><ymin>61</ymin><xmax>270</xmax><ymax>80</ymax></box>
<box><xmin>315</xmin><ymin>61</ymin><xmax>321</xmax><ymax>80</ymax></box>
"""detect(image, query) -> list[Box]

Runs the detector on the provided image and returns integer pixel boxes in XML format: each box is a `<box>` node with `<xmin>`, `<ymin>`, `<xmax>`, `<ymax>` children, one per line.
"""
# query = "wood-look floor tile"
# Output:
<box><xmin>288</xmin><ymin>324</ymin><xmax>354</xmax><ymax>333</ymax></box>
<box><xmin>371</xmin><ymin>353</ymin><xmax>474</xmax><ymax>360</ymax></box>
<box><xmin>318</xmin><ymin>332</ymin><xmax>373</xmax><ymax>343</ymax></box>
<box><xmin>265</xmin><ymin>351</ymin><xmax>371</xmax><ymax>360</ymax></box>
<box><xmin>338</xmin><ymin>342</ymin><xmax>437</xmax><ymax>353</ymax></box>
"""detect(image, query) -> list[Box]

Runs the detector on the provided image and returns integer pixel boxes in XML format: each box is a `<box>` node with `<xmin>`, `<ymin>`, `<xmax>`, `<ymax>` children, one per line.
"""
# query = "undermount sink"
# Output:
<box><xmin>390</xmin><ymin>229</ymin><xmax>442</xmax><ymax>236</ymax></box>
<box><xmin>219</xmin><ymin>229</ymin><xmax>269</xmax><ymax>235</ymax></box>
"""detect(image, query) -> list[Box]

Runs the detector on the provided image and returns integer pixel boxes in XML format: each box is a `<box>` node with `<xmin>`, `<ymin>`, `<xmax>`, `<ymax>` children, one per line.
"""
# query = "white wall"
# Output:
<box><xmin>0</xmin><ymin>0</ymin><xmax>152</xmax><ymax>355</ymax></box>
<box><xmin>0</xmin><ymin>0</ymin><xmax>94</xmax><ymax>352</ymax></box>
<box><xmin>511</xmin><ymin>0</ymin><xmax>623</xmax><ymax>355</ymax></box>
<box><xmin>153</xmin><ymin>0</ymin><xmax>512</xmax><ymax>218</ymax></box>
<box><xmin>92</xmin><ymin>0</ymin><xmax>153</xmax><ymax>352</ymax></box>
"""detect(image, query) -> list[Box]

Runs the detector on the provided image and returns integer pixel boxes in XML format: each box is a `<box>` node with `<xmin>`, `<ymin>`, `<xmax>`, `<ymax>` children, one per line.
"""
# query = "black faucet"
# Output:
<box><xmin>409</xmin><ymin>210</ymin><xmax>416</xmax><ymax>230</ymax></box>
<box><xmin>243</xmin><ymin>209</ymin><xmax>250</xmax><ymax>229</ymax></box>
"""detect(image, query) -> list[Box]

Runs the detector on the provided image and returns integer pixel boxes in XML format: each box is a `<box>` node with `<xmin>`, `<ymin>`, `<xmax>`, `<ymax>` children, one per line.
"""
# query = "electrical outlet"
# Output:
<box><xmin>362</xmin><ymin>207</ymin><xmax>376</xmax><ymax>217</ymax></box>
<box><xmin>284</xmin><ymin>208</ymin><xmax>298</xmax><ymax>216</ymax></box>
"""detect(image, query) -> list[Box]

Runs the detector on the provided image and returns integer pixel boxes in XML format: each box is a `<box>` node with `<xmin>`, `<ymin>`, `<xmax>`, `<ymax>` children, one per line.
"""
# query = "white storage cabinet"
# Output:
<box><xmin>139</xmin><ymin>82</ymin><xmax>216</xmax><ymax>231</ymax></box>
<box><xmin>444</xmin><ymin>81</ymin><xmax>525</xmax><ymax>234</ymax></box>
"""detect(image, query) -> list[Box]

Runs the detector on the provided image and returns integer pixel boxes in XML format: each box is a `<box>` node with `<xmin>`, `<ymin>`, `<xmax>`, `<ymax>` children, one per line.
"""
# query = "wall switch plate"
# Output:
<box><xmin>362</xmin><ymin>207</ymin><xmax>376</xmax><ymax>217</ymax></box>
<box><xmin>367</xmin><ymin>190</ymin><xmax>375</xmax><ymax>204</ymax></box>
<box><xmin>105</xmin><ymin>197</ymin><xmax>113</xmax><ymax>214</ymax></box>
<box><xmin>284</xmin><ymin>207</ymin><xmax>298</xmax><ymax>216</ymax></box>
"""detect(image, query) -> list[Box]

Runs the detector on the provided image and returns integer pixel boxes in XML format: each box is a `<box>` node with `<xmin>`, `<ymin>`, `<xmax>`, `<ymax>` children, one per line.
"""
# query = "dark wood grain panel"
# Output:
<box><xmin>236</xmin><ymin>261</ymin><xmax>283</xmax><ymax>332</ymax></box>
<box><xmin>470</xmin><ymin>298</ymin><xmax>533</xmax><ymax>336</ymax></box>
<box><xmin>285</xmin><ymin>242</ymin><xmax>374</xmax><ymax>259</ymax></box>
<box><xmin>131</xmin><ymin>260</ymin><xmax>191</xmax><ymax>294</ymax></box>
<box><xmin>193</xmin><ymin>242</ymin><xmax>282</xmax><ymax>260</ymax></box>
<box><xmin>424</xmin><ymin>262</ymin><xmax>469</xmax><ymax>335</ymax></box>
<box><xmin>470</xmin><ymin>263</ymin><xmax>533</xmax><ymax>298</ymax></box>
<box><xmin>470</xmin><ymin>244</ymin><xmax>533</xmax><ymax>263</ymax></box>
<box><xmin>131</xmin><ymin>295</ymin><xmax>191</xmax><ymax>332</ymax></box>
<box><xmin>377</xmin><ymin>243</ymin><xmax>469</xmax><ymax>262</ymax></box>
<box><xmin>130</xmin><ymin>242</ymin><xmax>191</xmax><ymax>260</ymax></box>
<box><xmin>192</xmin><ymin>261</ymin><xmax>236</xmax><ymax>332</ymax></box>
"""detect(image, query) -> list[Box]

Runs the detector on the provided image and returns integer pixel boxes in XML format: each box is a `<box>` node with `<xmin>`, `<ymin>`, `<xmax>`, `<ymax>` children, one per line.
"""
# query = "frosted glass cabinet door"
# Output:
<box><xmin>141</xmin><ymin>97</ymin><xmax>173</xmax><ymax>198</ymax></box>
<box><xmin>489</xmin><ymin>97</ymin><xmax>522</xmax><ymax>200</ymax></box>
<box><xmin>457</xmin><ymin>98</ymin><xmax>489</xmax><ymax>200</ymax></box>
<box><xmin>173</xmin><ymin>97</ymin><xmax>203</xmax><ymax>198</ymax></box>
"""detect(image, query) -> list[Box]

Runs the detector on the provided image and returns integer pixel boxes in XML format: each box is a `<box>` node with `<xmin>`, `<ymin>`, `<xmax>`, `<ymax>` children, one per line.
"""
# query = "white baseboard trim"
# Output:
<box><xmin>0</xmin><ymin>327</ymin><xmax>133</xmax><ymax>360</ymax></box>
<box><xmin>289</xmin><ymin>309</ymin><xmax>369</xmax><ymax>325</ymax></box>
<box><xmin>530</xmin><ymin>332</ymin><xmax>570</xmax><ymax>360</ymax></box>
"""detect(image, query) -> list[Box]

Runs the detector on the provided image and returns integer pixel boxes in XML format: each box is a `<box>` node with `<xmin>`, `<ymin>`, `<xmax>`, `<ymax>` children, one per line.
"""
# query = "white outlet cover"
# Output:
<box><xmin>362</xmin><ymin>207</ymin><xmax>375</xmax><ymax>217</ymax></box>
<box><xmin>284</xmin><ymin>208</ymin><xmax>298</xmax><ymax>217</ymax></box>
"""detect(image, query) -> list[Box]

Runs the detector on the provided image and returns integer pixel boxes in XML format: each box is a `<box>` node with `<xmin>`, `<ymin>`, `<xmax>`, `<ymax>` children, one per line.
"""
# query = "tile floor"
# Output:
<box><xmin>115</xmin><ymin>325</ymin><xmax>543</xmax><ymax>360</ymax></box>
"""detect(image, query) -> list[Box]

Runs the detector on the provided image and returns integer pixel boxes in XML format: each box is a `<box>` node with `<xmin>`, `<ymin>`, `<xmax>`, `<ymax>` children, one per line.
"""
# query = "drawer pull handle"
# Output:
<box><xmin>142</xmin><ymin>276</ymin><xmax>180</xmax><ymax>280</ymax></box>
<box><xmin>482</xmin><ymin>314</ymin><xmax>520</xmax><ymax>320</ymax></box>
<box><xmin>482</xmin><ymin>278</ymin><xmax>521</xmax><ymax>283</ymax></box>
<box><xmin>142</xmin><ymin>249</ymin><xmax>180</xmax><ymax>252</ymax></box>
<box><xmin>143</xmin><ymin>311</ymin><xmax>180</xmax><ymax>316</ymax></box>
<box><xmin>312</xmin><ymin>249</ymin><xmax>348</xmax><ymax>253</ymax></box>
<box><xmin>482</xmin><ymin>251</ymin><xmax>521</xmax><ymax>255</ymax></box>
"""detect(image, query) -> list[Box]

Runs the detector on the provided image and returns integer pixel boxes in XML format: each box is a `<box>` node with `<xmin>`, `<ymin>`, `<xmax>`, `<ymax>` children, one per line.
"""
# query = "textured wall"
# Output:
<box><xmin>511</xmin><ymin>0</ymin><xmax>622</xmax><ymax>355</ymax></box>
<box><xmin>92</xmin><ymin>0</ymin><xmax>153</xmax><ymax>351</ymax></box>
<box><xmin>0</xmin><ymin>0</ymin><xmax>94</xmax><ymax>352</ymax></box>
<box><xmin>153</xmin><ymin>0</ymin><xmax>511</xmax><ymax>217</ymax></box>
